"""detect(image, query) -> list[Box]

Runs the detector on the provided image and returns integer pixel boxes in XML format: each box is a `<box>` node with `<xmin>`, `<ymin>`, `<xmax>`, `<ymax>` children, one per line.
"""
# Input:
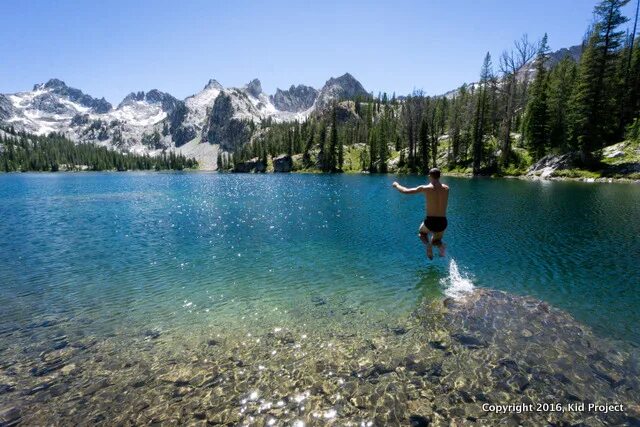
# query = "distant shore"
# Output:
<box><xmin>3</xmin><ymin>168</ymin><xmax>639</xmax><ymax>184</ymax></box>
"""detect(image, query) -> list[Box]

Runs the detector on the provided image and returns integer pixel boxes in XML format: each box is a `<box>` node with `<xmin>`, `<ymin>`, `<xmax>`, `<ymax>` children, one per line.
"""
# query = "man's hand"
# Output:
<box><xmin>392</xmin><ymin>181</ymin><xmax>399</xmax><ymax>188</ymax></box>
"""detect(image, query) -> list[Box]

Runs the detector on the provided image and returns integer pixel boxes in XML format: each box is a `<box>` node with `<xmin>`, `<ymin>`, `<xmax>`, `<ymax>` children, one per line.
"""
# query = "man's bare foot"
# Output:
<box><xmin>437</xmin><ymin>242</ymin><xmax>446</xmax><ymax>257</ymax></box>
<box><xmin>426</xmin><ymin>244</ymin><xmax>433</xmax><ymax>260</ymax></box>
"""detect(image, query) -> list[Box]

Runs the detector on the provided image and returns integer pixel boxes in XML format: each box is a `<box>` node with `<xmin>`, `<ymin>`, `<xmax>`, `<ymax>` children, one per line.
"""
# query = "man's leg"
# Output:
<box><xmin>432</xmin><ymin>231</ymin><xmax>446</xmax><ymax>257</ymax></box>
<box><xmin>418</xmin><ymin>223</ymin><xmax>434</xmax><ymax>260</ymax></box>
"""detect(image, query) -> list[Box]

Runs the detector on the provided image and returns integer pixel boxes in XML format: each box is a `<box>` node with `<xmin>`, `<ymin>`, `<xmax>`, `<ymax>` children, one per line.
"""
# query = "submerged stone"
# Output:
<box><xmin>0</xmin><ymin>406</ymin><xmax>21</xmax><ymax>426</ymax></box>
<box><xmin>451</xmin><ymin>333</ymin><xmax>487</xmax><ymax>349</ymax></box>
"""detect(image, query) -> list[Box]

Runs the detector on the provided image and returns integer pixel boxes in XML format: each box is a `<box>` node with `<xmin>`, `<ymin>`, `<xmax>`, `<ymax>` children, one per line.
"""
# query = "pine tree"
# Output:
<box><xmin>524</xmin><ymin>34</ymin><xmax>551</xmax><ymax>160</ymax></box>
<box><xmin>569</xmin><ymin>0</ymin><xmax>630</xmax><ymax>161</ymax></box>
<box><xmin>329</xmin><ymin>106</ymin><xmax>339</xmax><ymax>172</ymax></box>
<box><xmin>547</xmin><ymin>57</ymin><xmax>578</xmax><ymax>151</ymax></box>
<box><xmin>337</xmin><ymin>135</ymin><xmax>344</xmax><ymax>171</ymax></box>
<box><xmin>473</xmin><ymin>53</ymin><xmax>493</xmax><ymax>174</ymax></box>
<box><xmin>216</xmin><ymin>152</ymin><xmax>223</xmax><ymax>171</ymax></box>
<box><xmin>419</xmin><ymin>114</ymin><xmax>429</xmax><ymax>173</ymax></box>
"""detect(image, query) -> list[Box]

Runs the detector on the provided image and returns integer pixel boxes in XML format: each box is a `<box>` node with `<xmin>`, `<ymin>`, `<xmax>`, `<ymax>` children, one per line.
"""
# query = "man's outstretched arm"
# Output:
<box><xmin>392</xmin><ymin>182</ymin><xmax>426</xmax><ymax>194</ymax></box>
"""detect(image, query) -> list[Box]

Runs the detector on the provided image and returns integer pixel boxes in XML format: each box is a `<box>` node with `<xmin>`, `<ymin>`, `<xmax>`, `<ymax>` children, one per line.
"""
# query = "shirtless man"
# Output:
<box><xmin>392</xmin><ymin>168</ymin><xmax>449</xmax><ymax>260</ymax></box>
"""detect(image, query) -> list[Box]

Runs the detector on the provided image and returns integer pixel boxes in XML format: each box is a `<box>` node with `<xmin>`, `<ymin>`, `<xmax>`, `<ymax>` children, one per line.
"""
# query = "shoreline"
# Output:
<box><xmin>3</xmin><ymin>168</ymin><xmax>639</xmax><ymax>184</ymax></box>
<box><xmin>1</xmin><ymin>287</ymin><xmax>638</xmax><ymax>426</ymax></box>
<box><xmin>441</xmin><ymin>171</ymin><xmax>640</xmax><ymax>184</ymax></box>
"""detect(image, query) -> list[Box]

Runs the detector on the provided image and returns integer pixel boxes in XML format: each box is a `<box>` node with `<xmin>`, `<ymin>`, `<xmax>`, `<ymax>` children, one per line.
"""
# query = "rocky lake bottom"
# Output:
<box><xmin>1</xmin><ymin>288</ymin><xmax>638</xmax><ymax>427</ymax></box>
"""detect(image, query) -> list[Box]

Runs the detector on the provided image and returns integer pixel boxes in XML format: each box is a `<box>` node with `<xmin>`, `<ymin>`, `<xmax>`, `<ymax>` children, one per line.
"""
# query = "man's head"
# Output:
<box><xmin>428</xmin><ymin>168</ymin><xmax>441</xmax><ymax>183</ymax></box>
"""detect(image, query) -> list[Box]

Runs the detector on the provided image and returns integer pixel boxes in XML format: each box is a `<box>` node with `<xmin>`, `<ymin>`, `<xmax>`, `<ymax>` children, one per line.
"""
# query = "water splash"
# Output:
<box><xmin>440</xmin><ymin>259</ymin><xmax>474</xmax><ymax>299</ymax></box>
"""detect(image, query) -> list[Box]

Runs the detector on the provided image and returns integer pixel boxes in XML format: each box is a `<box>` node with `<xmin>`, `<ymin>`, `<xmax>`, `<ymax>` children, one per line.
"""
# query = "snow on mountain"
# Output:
<box><xmin>0</xmin><ymin>74</ymin><xmax>370</xmax><ymax>169</ymax></box>
<box><xmin>108</xmin><ymin>89</ymin><xmax>179</xmax><ymax>127</ymax></box>
<box><xmin>184</xmin><ymin>79</ymin><xmax>223</xmax><ymax>132</ymax></box>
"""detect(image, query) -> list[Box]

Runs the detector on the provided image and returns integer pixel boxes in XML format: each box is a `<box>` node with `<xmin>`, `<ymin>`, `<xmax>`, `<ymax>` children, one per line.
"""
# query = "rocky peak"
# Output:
<box><xmin>31</xmin><ymin>78</ymin><xmax>112</xmax><ymax>113</ymax></box>
<box><xmin>325</xmin><ymin>73</ymin><xmax>359</xmax><ymax>87</ymax></box>
<box><xmin>118</xmin><ymin>90</ymin><xmax>179</xmax><ymax>113</ymax></box>
<box><xmin>204</xmin><ymin>79</ymin><xmax>223</xmax><ymax>91</ymax></box>
<box><xmin>245</xmin><ymin>79</ymin><xmax>262</xmax><ymax>98</ymax></box>
<box><xmin>315</xmin><ymin>73</ymin><xmax>368</xmax><ymax>110</ymax></box>
<box><xmin>270</xmin><ymin>84</ymin><xmax>318</xmax><ymax>112</ymax></box>
<box><xmin>33</xmin><ymin>78</ymin><xmax>68</xmax><ymax>92</ymax></box>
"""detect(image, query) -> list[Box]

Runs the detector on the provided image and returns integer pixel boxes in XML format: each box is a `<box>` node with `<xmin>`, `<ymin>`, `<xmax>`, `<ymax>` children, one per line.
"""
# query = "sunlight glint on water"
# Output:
<box><xmin>0</xmin><ymin>172</ymin><xmax>639</xmax><ymax>344</ymax></box>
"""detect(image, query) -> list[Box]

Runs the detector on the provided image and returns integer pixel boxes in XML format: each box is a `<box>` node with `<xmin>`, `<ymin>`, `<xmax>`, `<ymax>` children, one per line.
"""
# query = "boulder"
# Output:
<box><xmin>527</xmin><ymin>152</ymin><xmax>577</xmax><ymax>179</ymax></box>
<box><xmin>273</xmin><ymin>154</ymin><xmax>293</xmax><ymax>172</ymax></box>
<box><xmin>233</xmin><ymin>157</ymin><xmax>265</xmax><ymax>173</ymax></box>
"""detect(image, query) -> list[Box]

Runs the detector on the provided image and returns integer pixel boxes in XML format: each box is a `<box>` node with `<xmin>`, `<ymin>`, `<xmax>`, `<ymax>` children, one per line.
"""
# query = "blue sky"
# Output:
<box><xmin>1</xmin><ymin>0</ymin><xmax>637</xmax><ymax>103</ymax></box>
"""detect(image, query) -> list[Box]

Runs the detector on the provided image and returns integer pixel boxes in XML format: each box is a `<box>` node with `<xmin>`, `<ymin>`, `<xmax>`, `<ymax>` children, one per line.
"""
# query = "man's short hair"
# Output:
<box><xmin>428</xmin><ymin>168</ymin><xmax>441</xmax><ymax>179</ymax></box>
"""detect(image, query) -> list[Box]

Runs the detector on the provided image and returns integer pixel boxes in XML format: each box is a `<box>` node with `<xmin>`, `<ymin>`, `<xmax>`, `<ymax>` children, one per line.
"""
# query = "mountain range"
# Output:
<box><xmin>0</xmin><ymin>44</ymin><xmax>582</xmax><ymax>170</ymax></box>
<box><xmin>0</xmin><ymin>73</ymin><xmax>369</xmax><ymax>168</ymax></box>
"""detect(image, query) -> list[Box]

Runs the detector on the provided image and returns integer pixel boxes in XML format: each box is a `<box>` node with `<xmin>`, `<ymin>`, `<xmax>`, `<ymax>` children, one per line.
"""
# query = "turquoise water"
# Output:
<box><xmin>1</xmin><ymin>172</ymin><xmax>639</xmax><ymax>345</ymax></box>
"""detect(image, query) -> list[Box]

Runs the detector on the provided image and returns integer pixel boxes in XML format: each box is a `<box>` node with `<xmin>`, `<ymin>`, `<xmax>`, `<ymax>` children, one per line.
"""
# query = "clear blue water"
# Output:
<box><xmin>1</xmin><ymin>172</ymin><xmax>639</xmax><ymax>345</ymax></box>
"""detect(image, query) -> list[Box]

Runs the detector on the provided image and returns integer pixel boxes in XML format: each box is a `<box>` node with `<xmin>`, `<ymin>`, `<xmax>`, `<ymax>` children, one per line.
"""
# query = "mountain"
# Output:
<box><xmin>0</xmin><ymin>73</ymin><xmax>369</xmax><ymax>168</ymax></box>
<box><xmin>270</xmin><ymin>84</ymin><xmax>318</xmax><ymax>112</ymax></box>
<box><xmin>314</xmin><ymin>73</ymin><xmax>369</xmax><ymax>110</ymax></box>
<box><xmin>441</xmin><ymin>44</ymin><xmax>583</xmax><ymax>99</ymax></box>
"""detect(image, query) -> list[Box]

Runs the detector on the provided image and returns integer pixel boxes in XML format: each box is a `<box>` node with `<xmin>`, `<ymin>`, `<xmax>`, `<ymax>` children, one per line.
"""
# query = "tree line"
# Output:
<box><xmin>0</xmin><ymin>127</ymin><xmax>198</xmax><ymax>172</ymax></box>
<box><xmin>226</xmin><ymin>0</ymin><xmax>640</xmax><ymax>175</ymax></box>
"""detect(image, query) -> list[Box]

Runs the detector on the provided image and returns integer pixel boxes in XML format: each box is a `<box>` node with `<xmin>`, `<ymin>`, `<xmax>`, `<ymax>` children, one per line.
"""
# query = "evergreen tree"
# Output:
<box><xmin>524</xmin><ymin>33</ymin><xmax>551</xmax><ymax>160</ymax></box>
<box><xmin>569</xmin><ymin>0</ymin><xmax>630</xmax><ymax>161</ymax></box>
<box><xmin>329</xmin><ymin>106</ymin><xmax>339</xmax><ymax>172</ymax></box>
<box><xmin>216</xmin><ymin>152</ymin><xmax>223</xmax><ymax>171</ymax></box>
<box><xmin>419</xmin><ymin>115</ymin><xmax>430</xmax><ymax>173</ymax></box>
<box><xmin>547</xmin><ymin>57</ymin><xmax>578</xmax><ymax>151</ymax></box>
<box><xmin>473</xmin><ymin>53</ymin><xmax>493</xmax><ymax>174</ymax></box>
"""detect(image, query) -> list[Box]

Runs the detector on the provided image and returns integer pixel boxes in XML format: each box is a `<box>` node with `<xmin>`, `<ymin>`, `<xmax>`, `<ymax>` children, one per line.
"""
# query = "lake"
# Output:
<box><xmin>1</xmin><ymin>172</ymin><xmax>639</xmax><ymax>425</ymax></box>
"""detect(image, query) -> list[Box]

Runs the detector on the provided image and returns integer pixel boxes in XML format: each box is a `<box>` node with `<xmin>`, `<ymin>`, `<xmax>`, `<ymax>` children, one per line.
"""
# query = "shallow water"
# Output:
<box><xmin>0</xmin><ymin>172</ymin><xmax>639</xmax><ymax>425</ymax></box>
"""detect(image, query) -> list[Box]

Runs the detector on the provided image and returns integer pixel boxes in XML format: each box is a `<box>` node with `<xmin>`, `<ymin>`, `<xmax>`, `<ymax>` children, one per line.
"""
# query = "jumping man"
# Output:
<box><xmin>392</xmin><ymin>168</ymin><xmax>449</xmax><ymax>260</ymax></box>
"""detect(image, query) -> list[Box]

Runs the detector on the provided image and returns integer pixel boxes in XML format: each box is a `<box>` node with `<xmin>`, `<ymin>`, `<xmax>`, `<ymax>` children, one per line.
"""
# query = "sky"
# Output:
<box><xmin>1</xmin><ymin>0</ymin><xmax>638</xmax><ymax>104</ymax></box>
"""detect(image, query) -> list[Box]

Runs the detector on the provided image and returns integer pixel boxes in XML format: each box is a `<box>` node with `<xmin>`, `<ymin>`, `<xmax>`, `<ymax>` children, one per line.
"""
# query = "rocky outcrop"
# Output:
<box><xmin>527</xmin><ymin>152</ymin><xmax>578</xmax><ymax>178</ymax></box>
<box><xmin>334</xmin><ymin>101</ymin><xmax>361</xmax><ymax>123</ymax></box>
<box><xmin>0</xmin><ymin>95</ymin><xmax>14</xmax><ymax>121</ymax></box>
<box><xmin>233</xmin><ymin>157</ymin><xmax>266</xmax><ymax>173</ymax></box>
<box><xmin>273</xmin><ymin>154</ymin><xmax>293</xmax><ymax>172</ymax></box>
<box><xmin>245</xmin><ymin>79</ymin><xmax>263</xmax><ymax>98</ymax></box>
<box><xmin>270</xmin><ymin>85</ymin><xmax>318</xmax><ymax>112</ymax></box>
<box><xmin>205</xmin><ymin>93</ymin><xmax>254</xmax><ymax>151</ymax></box>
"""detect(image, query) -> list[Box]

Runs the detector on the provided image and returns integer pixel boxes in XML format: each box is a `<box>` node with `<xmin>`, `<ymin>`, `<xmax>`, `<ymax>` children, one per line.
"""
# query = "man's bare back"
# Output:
<box><xmin>423</xmin><ymin>182</ymin><xmax>449</xmax><ymax>217</ymax></box>
<box><xmin>392</xmin><ymin>168</ymin><xmax>449</xmax><ymax>260</ymax></box>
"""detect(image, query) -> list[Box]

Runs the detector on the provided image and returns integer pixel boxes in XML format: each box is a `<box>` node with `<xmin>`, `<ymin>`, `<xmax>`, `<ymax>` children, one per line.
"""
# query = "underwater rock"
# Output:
<box><xmin>49</xmin><ymin>382</ymin><xmax>70</xmax><ymax>397</ymax></box>
<box><xmin>143</xmin><ymin>329</ymin><xmax>161</xmax><ymax>340</ymax></box>
<box><xmin>451</xmin><ymin>333</ymin><xmax>487</xmax><ymax>349</ymax></box>
<box><xmin>0</xmin><ymin>384</ymin><xmax>15</xmax><ymax>395</ymax></box>
<box><xmin>27</xmin><ymin>318</ymin><xmax>59</xmax><ymax>329</ymax></box>
<box><xmin>311</xmin><ymin>296</ymin><xmax>327</xmax><ymax>306</ymax></box>
<box><xmin>23</xmin><ymin>381</ymin><xmax>52</xmax><ymax>395</ymax></box>
<box><xmin>391</xmin><ymin>326</ymin><xmax>407</xmax><ymax>335</ymax></box>
<box><xmin>409</xmin><ymin>414</ymin><xmax>430</xmax><ymax>426</ymax></box>
<box><xmin>0</xmin><ymin>406</ymin><xmax>21</xmax><ymax>426</ymax></box>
